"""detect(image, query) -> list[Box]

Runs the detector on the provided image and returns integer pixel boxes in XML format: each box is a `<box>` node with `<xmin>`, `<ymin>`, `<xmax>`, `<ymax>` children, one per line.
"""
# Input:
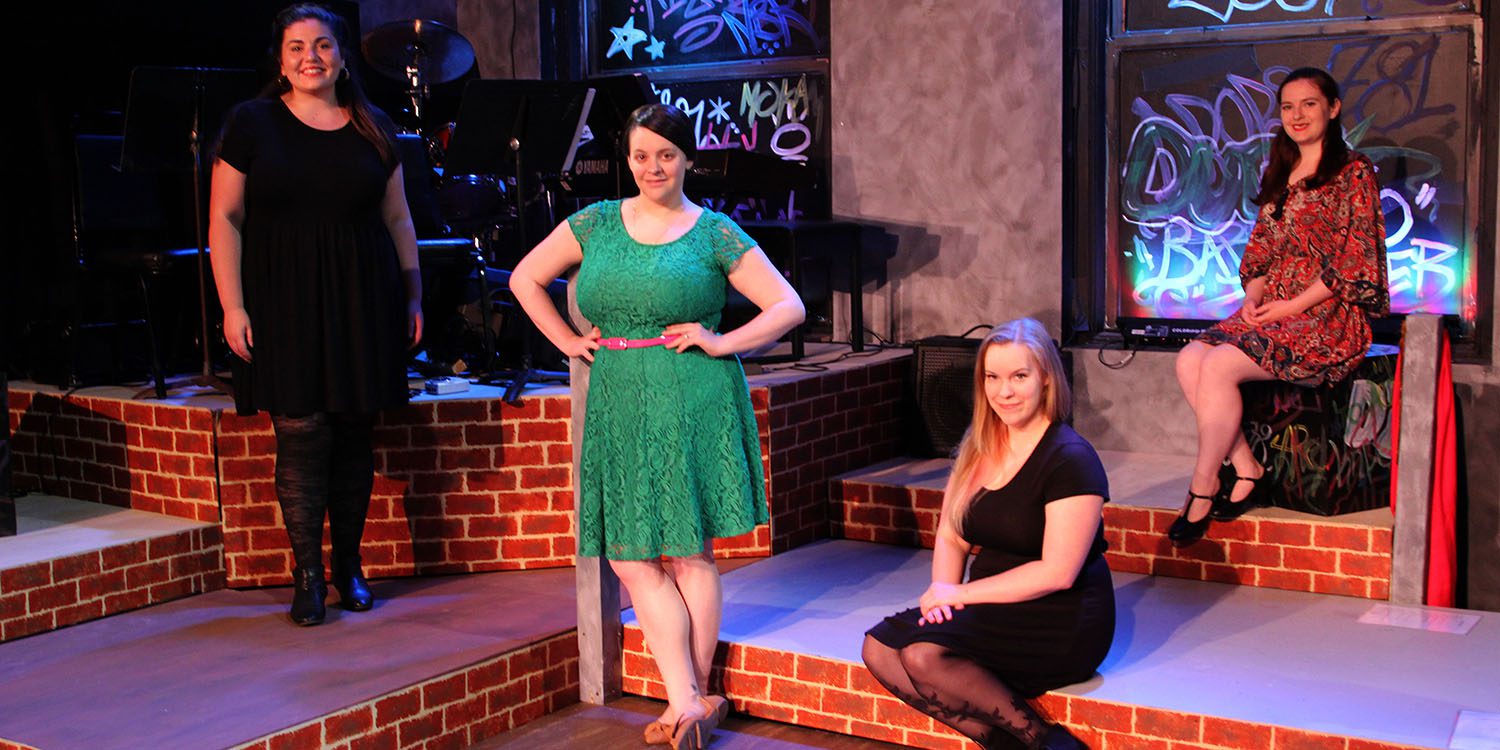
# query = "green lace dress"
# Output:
<box><xmin>569</xmin><ymin>200</ymin><xmax>768</xmax><ymax>560</ymax></box>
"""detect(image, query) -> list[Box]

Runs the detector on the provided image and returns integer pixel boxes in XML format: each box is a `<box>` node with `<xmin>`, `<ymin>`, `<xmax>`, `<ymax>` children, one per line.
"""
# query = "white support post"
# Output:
<box><xmin>568</xmin><ymin>272</ymin><xmax>621</xmax><ymax>703</ymax></box>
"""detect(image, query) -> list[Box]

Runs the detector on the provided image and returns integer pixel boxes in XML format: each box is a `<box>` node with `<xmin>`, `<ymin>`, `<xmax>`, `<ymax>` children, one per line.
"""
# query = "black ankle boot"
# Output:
<box><xmin>1038</xmin><ymin>723</ymin><xmax>1087</xmax><ymax>749</ymax></box>
<box><xmin>290</xmin><ymin>567</ymin><xmax>327</xmax><ymax>626</ymax></box>
<box><xmin>332</xmin><ymin>559</ymin><xmax>373</xmax><ymax>612</ymax></box>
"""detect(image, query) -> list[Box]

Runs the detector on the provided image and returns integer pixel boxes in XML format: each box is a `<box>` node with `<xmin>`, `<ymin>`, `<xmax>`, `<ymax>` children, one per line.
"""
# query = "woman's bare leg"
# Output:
<box><xmin>668</xmin><ymin>540</ymin><xmax>722</xmax><ymax>694</ymax></box>
<box><xmin>1188</xmin><ymin>345</ymin><xmax>1276</xmax><ymax>508</ymax></box>
<box><xmin>1176</xmin><ymin>342</ymin><xmax>1265</xmax><ymax>514</ymax></box>
<box><xmin>610</xmin><ymin>558</ymin><xmax>710</xmax><ymax>726</ymax></box>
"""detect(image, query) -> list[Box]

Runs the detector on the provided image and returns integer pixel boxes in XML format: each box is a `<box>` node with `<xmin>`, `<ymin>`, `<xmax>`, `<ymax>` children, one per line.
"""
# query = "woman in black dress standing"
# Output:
<box><xmin>862</xmin><ymin>319</ymin><xmax>1110</xmax><ymax>750</ymax></box>
<box><xmin>209</xmin><ymin>3</ymin><xmax>422</xmax><ymax>626</ymax></box>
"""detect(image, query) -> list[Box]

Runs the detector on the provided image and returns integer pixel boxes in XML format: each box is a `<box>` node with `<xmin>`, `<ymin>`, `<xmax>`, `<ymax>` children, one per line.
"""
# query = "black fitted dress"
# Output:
<box><xmin>216</xmin><ymin>98</ymin><xmax>409</xmax><ymax>417</ymax></box>
<box><xmin>866</xmin><ymin>422</ymin><xmax>1115</xmax><ymax>697</ymax></box>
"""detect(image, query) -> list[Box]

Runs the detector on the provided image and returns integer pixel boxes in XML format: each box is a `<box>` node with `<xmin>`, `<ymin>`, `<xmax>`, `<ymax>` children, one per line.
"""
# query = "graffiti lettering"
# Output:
<box><xmin>1332</xmin><ymin>36</ymin><xmax>1455</xmax><ymax>132</ymax></box>
<box><xmin>1120</xmin><ymin>56</ymin><xmax>1465</xmax><ymax>320</ymax></box>
<box><xmin>651</xmin><ymin>74</ymin><xmax>821</xmax><ymax>219</ymax></box>
<box><xmin>609</xmin><ymin>0</ymin><xmax>821</xmax><ymax>65</ymax></box>
<box><xmin>1166</xmin><ymin>0</ymin><xmax>1332</xmax><ymax>25</ymax></box>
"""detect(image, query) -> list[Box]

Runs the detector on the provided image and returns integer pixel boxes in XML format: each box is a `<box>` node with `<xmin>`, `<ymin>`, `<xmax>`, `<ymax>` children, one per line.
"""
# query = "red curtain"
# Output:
<box><xmin>1389</xmin><ymin>328</ymin><xmax>1458</xmax><ymax>608</ymax></box>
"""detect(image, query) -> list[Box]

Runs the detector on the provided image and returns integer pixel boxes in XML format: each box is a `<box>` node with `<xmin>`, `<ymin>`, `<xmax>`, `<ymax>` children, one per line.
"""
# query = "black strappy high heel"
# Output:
<box><xmin>1167</xmin><ymin>489</ymin><xmax>1215</xmax><ymax>547</ymax></box>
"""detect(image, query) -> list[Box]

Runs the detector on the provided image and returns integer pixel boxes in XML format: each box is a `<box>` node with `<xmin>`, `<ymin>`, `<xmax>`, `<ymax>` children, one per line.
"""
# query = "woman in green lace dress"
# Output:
<box><xmin>510</xmin><ymin>104</ymin><xmax>804</xmax><ymax>750</ymax></box>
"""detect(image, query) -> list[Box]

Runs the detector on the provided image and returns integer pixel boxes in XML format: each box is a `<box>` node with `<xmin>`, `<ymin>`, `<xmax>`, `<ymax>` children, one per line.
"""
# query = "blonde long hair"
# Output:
<box><xmin>940</xmin><ymin>318</ymin><xmax>1072</xmax><ymax>533</ymax></box>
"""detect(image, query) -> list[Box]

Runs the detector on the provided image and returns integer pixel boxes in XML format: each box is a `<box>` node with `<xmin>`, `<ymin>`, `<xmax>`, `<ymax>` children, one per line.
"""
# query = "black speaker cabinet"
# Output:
<box><xmin>1</xmin><ymin>372</ymin><xmax>14</xmax><ymax>537</ymax></box>
<box><xmin>910</xmin><ymin>335</ymin><xmax>984</xmax><ymax>458</ymax></box>
<box><xmin>908</xmin><ymin>335</ymin><xmax>1076</xmax><ymax>458</ymax></box>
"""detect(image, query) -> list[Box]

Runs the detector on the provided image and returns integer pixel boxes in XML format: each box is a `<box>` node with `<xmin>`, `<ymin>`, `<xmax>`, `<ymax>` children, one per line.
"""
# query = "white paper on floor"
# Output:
<box><xmin>1450</xmin><ymin>710</ymin><xmax>1500</xmax><ymax>750</ymax></box>
<box><xmin>1358</xmin><ymin>603</ymin><xmax>1481</xmax><ymax>635</ymax></box>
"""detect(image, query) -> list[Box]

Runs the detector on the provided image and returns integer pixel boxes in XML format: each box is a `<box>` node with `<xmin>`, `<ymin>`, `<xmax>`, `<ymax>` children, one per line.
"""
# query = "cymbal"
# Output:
<box><xmin>362</xmin><ymin>19</ymin><xmax>476</xmax><ymax>85</ymax></box>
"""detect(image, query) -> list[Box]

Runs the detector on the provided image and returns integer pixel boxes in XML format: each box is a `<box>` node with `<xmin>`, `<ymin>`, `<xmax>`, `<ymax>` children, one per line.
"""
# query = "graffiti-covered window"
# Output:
<box><xmin>1123</xmin><ymin>0</ymin><xmax>1471</xmax><ymax>33</ymax></box>
<box><xmin>584</xmin><ymin>0</ymin><xmax>832</xmax><ymax>221</ymax></box>
<box><xmin>1105</xmin><ymin>2</ymin><xmax>1483</xmax><ymax>333</ymax></box>
<box><xmin>592</xmin><ymin>0</ymin><xmax>828</xmax><ymax>71</ymax></box>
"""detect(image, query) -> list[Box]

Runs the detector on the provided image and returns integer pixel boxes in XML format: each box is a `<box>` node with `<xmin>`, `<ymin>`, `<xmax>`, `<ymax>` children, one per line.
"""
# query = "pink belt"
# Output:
<box><xmin>599</xmin><ymin>334</ymin><xmax>681</xmax><ymax>350</ymax></box>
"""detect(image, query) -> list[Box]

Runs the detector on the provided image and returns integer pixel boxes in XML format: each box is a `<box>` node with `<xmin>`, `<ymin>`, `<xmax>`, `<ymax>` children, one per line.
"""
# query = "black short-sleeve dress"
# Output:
<box><xmin>866</xmin><ymin>422</ymin><xmax>1116</xmax><ymax>696</ymax></box>
<box><xmin>215</xmin><ymin>97</ymin><xmax>409</xmax><ymax>417</ymax></box>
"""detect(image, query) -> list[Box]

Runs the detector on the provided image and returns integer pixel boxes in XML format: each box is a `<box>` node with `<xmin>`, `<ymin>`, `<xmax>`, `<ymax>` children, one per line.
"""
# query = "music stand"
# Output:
<box><xmin>570</xmin><ymin>74</ymin><xmax>652</xmax><ymax>198</ymax></box>
<box><xmin>443</xmin><ymin>79</ymin><xmax>594</xmax><ymax>404</ymax></box>
<box><xmin>120</xmin><ymin>66</ymin><xmax>258</xmax><ymax>398</ymax></box>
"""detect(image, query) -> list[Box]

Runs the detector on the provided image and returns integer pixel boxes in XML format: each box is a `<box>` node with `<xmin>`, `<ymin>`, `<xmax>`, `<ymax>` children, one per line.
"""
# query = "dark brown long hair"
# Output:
<box><xmin>263</xmin><ymin>3</ymin><xmax>397</xmax><ymax>170</ymax></box>
<box><xmin>1253</xmin><ymin>67</ymin><xmax>1349</xmax><ymax>220</ymax></box>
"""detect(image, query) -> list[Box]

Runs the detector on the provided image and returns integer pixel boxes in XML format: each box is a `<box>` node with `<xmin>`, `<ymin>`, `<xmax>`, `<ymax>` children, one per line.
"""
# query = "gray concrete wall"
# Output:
<box><xmin>457</xmin><ymin>0</ymin><xmax>541</xmax><ymax>79</ymax></box>
<box><xmin>1072</xmin><ymin>349</ymin><xmax>1197</xmax><ymax>455</ymax></box>
<box><xmin>829</xmin><ymin>2</ymin><xmax>1064</xmax><ymax>341</ymax></box>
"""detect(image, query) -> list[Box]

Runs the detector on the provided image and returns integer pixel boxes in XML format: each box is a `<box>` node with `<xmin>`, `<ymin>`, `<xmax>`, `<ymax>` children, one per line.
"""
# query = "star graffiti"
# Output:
<box><xmin>707</xmin><ymin>96</ymin><xmax>731</xmax><ymax>123</ymax></box>
<box><xmin>645</xmin><ymin>36</ymin><xmax>666</xmax><ymax>61</ymax></box>
<box><xmin>607</xmin><ymin>16</ymin><xmax>648</xmax><ymax>60</ymax></box>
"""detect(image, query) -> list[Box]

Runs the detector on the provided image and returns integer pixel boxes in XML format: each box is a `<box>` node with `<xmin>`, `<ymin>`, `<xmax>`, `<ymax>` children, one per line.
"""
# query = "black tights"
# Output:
<box><xmin>271</xmin><ymin>412</ymin><xmax>375</xmax><ymax>573</ymax></box>
<box><xmin>862</xmin><ymin>636</ymin><xmax>1048</xmax><ymax>750</ymax></box>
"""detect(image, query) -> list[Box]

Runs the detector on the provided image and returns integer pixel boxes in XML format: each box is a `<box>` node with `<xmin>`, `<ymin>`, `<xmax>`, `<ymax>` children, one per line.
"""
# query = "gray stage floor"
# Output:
<box><xmin>624</xmin><ymin>539</ymin><xmax>1497</xmax><ymax>750</ymax></box>
<box><xmin>472</xmin><ymin>695</ymin><xmax>907</xmax><ymax>750</ymax></box>
<box><xmin>4</xmin><ymin>503</ymin><xmax>1488</xmax><ymax>748</ymax></box>
<box><xmin>0</xmin><ymin>568</ymin><xmax>579</xmax><ymax>750</ymax></box>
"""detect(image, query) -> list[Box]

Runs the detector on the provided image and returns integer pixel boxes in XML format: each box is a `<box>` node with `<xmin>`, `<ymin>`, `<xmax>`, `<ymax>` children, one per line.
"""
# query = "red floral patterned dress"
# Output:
<box><xmin>1197</xmin><ymin>153</ymin><xmax>1390</xmax><ymax>385</ymax></box>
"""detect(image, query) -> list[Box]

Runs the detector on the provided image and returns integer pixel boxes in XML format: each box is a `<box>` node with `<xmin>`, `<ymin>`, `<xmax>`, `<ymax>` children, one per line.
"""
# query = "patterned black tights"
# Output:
<box><xmin>862</xmin><ymin>636</ymin><xmax>1048</xmax><ymax>750</ymax></box>
<box><xmin>271</xmin><ymin>413</ymin><xmax>375</xmax><ymax>572</ymax></box>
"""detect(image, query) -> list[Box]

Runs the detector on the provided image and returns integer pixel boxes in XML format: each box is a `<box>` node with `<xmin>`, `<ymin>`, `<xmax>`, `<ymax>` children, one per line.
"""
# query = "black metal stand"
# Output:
<box><xmin>442</xmin><ymin>80</ymin><xmax>594</xmax><ymax>403</ymax></box>
<box><xmin>120</xmin><ymin>66</ymin><xmax>257</xmax><ymax>398</ymax></box>
<box><xmin>0</xmin><ymin>371</ymin><xmax>14</xmax><ymax>538</ymax></box>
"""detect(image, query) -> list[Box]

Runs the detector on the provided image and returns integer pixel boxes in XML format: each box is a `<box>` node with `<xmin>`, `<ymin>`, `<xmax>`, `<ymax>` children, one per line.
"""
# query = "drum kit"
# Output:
<box><xmin>361</xmin><ymin>20</ymin><xmax>572</xmax><ymax>395</ymax></box>
<box><xmin>360</xmin><ymin>19</ymin><xmax>509</xmax><ymax>242</ymax></box>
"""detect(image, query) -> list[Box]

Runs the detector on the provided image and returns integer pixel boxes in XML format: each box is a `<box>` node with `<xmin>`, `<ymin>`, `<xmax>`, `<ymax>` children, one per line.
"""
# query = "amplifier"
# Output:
<box><xmin>909</xmin><ymin>334</ymin><xmax>1077</xmax><ymax>458</ymax></box>
<box><xmin>1118</xmin><ymin>317</ymin><xmax>1213</xmax><ymax>348</ymax></box>
<box><xmin>910</xmin><ymin>335</ymin><xmax>984</xmax><ymax>458</ymax></box>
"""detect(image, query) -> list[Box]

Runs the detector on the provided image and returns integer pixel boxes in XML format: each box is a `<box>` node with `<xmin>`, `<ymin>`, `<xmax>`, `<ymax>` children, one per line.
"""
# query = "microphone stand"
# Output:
<box><xmin>120</xmin><ymin>66</ymin><xmax>252</xmax><ymax>398</ymax></box>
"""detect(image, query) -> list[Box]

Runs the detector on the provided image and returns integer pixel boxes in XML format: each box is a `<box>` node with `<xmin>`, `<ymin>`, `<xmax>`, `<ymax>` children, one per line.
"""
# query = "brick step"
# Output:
<box><xmin>0</xmin><ymin>569</ymin><xmax>580</xmax><ymax>750</ymax></box>
<box><xmin>8</xmin><ymin>347</ymin><xmax>909</xmax><ymax>587</ymax></box>
<box><xmin>832</xmin><ymin>452</ymin><xmax>1393</xmax><ymax>599</ymax></box>
<box><xmin>622</xmin><ymin>541</ymin><xmax>1493</xmax><ymax>750</ymax></box>
<box><xmin>0</xmin><ymin>495</ymin><xmax>223</xmax><ymax>643</ymax></box>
